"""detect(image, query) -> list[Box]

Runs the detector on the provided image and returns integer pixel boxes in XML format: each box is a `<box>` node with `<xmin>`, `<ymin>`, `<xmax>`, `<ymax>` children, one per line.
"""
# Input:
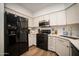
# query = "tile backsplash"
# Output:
<box><xmin>53</xmin><ymin>24</ymin><xmax>79</xmax><ymax>37</ymax></box>
<box><xmin>29</xmin><ymin>24</ymin><xmax>79</xmax><ymax>37</ymax></box>
<box><xmin>66</xmin><ymin>24</ymin><xmax>79</xmax><ymax>37</ymax></box>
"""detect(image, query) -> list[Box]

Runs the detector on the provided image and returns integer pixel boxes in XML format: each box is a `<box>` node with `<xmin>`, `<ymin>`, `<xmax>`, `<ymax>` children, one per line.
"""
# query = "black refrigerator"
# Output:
<box><xmin>4</xmin><ymin>12</ymin><xmax>29</xmax><ymax>56</ymax></box>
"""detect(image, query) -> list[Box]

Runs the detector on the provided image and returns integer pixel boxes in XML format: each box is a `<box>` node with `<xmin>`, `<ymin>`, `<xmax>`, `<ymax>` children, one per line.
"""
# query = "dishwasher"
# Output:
<box><xmin>71</xmin><ymin>43</ymin><xmax>79</xmax><ymax>56</ymax></box>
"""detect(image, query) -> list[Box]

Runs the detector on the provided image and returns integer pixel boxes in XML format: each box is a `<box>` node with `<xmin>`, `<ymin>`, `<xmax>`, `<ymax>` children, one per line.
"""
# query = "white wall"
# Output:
<box><xmin>0</xmin><ymin>3</ymin><xmax>4</xmax><ymax>56</ymax></box>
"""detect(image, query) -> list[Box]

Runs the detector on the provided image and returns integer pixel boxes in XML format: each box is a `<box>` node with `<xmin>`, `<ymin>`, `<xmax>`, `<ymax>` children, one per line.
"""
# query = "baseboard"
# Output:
<box><xmin>29</xmin><ymin>44</ymin><xmax>36</xmax><ymax>48</ymax></box>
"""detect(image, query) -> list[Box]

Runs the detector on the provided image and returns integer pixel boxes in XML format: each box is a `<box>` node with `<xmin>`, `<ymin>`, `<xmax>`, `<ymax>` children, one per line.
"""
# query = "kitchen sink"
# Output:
<box><xmin>60</xmin><ymin>35</ymin><xmax>79</xmax><ymax>39</ymax></box>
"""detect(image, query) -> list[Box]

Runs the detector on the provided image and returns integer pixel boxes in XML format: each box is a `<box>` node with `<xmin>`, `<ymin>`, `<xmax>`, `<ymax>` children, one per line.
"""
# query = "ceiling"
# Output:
<box><xmin>18</xmin><ymin>3</ymin><xmax>65</xmax><ymax>13</ymax></box>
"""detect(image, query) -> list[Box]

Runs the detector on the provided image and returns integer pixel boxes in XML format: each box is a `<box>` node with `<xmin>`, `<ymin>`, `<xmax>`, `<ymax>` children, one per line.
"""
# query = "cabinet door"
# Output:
<box><xmin>55</xmin><ymin>38</ymin><xmax>70</xmax><ymax>56</ymax></box>
<box><xmin>53</xmin><ymin>37</ymin><xmax>56</xmax><ymax>51</ymax></box>
<box><xmin>56</xmin><ymin>11</ymin><xmax>66</xmax><ymax>25</ymax></box>
<box><xmin>50</xmin><ymin>13</ymin><xmax>57</xmax><ymax>26</ymax></box>
<box><xmin>65</xmin><ymin>44</ymin><xmax>70</xmax><ymax>56</ymax></box>
<box><xmin>33</xmin><ymin>34</ymin><xmax>36</xmax><ymax>45</ymax></box>
<box><xmin>55</xmin><ymin>38</ymin><xmax>65</xmax><ymax>56</ymax></box>
<box><xmin>48</xmin><ymin>37</ymin><xmax>55</xmax><ymax>51</ymax></box>
<box><xmin>29</xmin><ymin>34</ymin><xmax>36</xmax><ymax>47</ymax></box>
<box><xmin>28</xmin><ymin>34</ymin><xmax>33</xmax><ymax>47</ymax></box>
<box><xmin>66</xmin><ymin>4</ymin><xmax>79</xmax><ymax>24</ymax></box>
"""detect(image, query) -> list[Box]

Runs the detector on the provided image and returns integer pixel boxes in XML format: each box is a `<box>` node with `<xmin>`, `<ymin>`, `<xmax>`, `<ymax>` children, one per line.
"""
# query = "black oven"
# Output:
<box><xmin>38</xmin><ymin>28</ymin><xmax>51</xmax><ymax>34</ymax></box>
<box><xmin>40</xmin><ymin>30</ymin><xmax>51</xmax><ymax>34</ymax></box>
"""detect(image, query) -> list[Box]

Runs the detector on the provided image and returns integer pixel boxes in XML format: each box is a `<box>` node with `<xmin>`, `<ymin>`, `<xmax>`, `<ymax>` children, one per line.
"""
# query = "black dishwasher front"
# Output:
<box><xmin>71</xmin><ymin>43</ymin><xmax>79</xmax><ymax>56</ymax></box>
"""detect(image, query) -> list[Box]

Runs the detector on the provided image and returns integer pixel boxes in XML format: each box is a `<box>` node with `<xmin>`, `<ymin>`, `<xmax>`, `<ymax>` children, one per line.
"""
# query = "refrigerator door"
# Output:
<box><xmin>20</xmin><ymin>17</ymin><xmax>28</xmax><ymax>29</ymax></box>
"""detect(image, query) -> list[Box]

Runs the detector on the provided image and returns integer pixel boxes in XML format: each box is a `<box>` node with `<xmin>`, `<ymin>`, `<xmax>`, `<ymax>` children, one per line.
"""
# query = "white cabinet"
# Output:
<box><xmin>55</xmin><ymin>37</ymin><xmax>70</xmax><ymax>56</ymax></box>
<box><xmin>48</xmin><ymin>36</ymin><xmax>70</xmax><ymax>56</ymax></box>
<box><xmin>33</xmin><ymin>34</ymin><xmax>36</xmax><ymax>45</ymax></box>
<box><xmin>50</xmin><ymin>11</ymin><xmax>66</xmax><ymax>26</ymax></box>
<box><xmin>55</xmin><ymin>38</ymin><xmax>66</xmax><ymax>56</ymax></box>
<box><xmin>66</xmin><ymin>4</ymin><xmax>79</xmax><ymax>24</ymax></box>
<box><xmin>50</xmin><ymin>13</ymin><xmax>57</xmax><ymax>26</ymax></box>
<box><xmin>56</xmin><ymin>11</ymin><xmax>66</xmax><ymax>25</ymax></box>
<box><xmin>29</xmin><ymin>34</ymin><xmax>36</xmax><ymax>47</ymax></box>
<box><xmin>48</xmin><ymin>36</ymin><xmax>56</xmax><ymax>51</ymax></box>
<box><xmin>33</xmin><ymin>11</ymin><xmax>66</xmax><ymax>26</ymax></box>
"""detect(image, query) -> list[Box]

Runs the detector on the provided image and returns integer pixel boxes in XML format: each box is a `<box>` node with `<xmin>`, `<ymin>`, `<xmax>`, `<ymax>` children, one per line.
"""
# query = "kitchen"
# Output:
<box><xmin>0</xmin><ymin>3</ymin><xmax>79</xmax><ymax>56</ymax></box>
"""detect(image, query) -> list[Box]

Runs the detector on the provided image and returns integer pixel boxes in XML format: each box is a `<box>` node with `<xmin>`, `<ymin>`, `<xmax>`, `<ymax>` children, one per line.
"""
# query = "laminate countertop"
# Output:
<box><xmin>48</xmin><ymin>34</ymin><xmax>79</xmax><ymax>50</ymax></box>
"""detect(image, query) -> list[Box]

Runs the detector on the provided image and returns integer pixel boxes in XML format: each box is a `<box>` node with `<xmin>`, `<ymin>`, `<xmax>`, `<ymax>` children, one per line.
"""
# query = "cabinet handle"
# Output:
<box><xmin>67</xmin><ymin>46</ymin><xmax>70</xmax><ymax>47</ymax></box>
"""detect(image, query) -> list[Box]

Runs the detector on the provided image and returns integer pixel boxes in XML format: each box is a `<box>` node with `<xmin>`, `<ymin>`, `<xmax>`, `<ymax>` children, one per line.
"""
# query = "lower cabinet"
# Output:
<box><xmin>48</xmin><ymin>36</ymin><xmax>56</xmax><ymax>51</ymax></box>
<box><xmin>29</xmin><ymin>34</ymin><xmax>36</xmax><ymax>47</ymax></box>
<box><xmin>48</xmin><ymin>36</ymin><xmax>55</xmax><ymax>51</ymax></box>
<box><xmin>48</xmin><ymin>36</ymin><xmax>71</xmax><ymax>56</ymax></box>
<box><xmin>55</xmin><ymin>37</ymin><xmax>70</xmax><ymax>56</ymax></box>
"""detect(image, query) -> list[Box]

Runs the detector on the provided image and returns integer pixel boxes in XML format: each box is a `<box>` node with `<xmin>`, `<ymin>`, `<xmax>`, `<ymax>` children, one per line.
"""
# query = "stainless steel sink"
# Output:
<box><xmin>60</xmin><ymin>35</ymin><xmax>79</xmax><ymax>39</ymax></box>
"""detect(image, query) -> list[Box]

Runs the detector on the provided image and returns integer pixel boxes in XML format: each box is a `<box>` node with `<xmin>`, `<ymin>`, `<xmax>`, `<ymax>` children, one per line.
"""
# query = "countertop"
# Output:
<box><xmin>48</xmin><ymin>34</ymin><xmax>79</xmax><ymax>50</ymax></box>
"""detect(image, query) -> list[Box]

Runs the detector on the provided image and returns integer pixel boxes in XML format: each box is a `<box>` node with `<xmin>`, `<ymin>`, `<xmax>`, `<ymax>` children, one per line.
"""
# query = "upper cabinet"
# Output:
<box><xmin>50</xmin><ymin>13</ymin><xmax>57</xmax><ymax>26</ymax></box>
<box><xmin>56</xmin><ymin>11</ymin><xmax>66</xmax><ymax>25</ymax></box>
<box><xmin>66</xmin><ymin>4</ymin><xmax>79</xmax><ymax>24</ymax></box>
<box><xmin>33</xmin><ymin>10</ymin><xmax>66</xmax><ymax>27</ymax></box>
<box><xmin>50</xmin><ymin>11</ymin><xmax>66</xmax><ymax>26</ymax></box>
<box><xmin>32</xmin><ymin>4</ymin><xmax>79</xmax><ymax>27</ymax></box>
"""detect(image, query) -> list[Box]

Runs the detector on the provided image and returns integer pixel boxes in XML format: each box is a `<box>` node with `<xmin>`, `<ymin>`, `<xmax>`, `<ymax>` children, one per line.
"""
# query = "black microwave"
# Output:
<box><xmin>39</xmin><ymin>21</ymin><xmax>49</xmax><ymax>27</ymax></box>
